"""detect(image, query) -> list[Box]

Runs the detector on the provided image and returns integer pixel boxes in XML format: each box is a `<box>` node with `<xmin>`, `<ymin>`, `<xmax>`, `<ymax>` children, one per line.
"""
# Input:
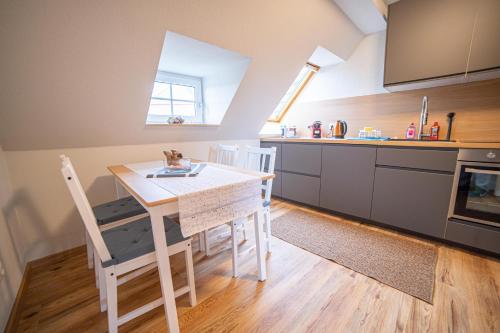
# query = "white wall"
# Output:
<box><xmin>203</xmin><ymin>58</ymin><xmax>251</xmax><ymax>124</ymax></box>
<box><xmin>298</xmin><ymin>31</ymin><xmax>387</xmax><ymax>102</ymax></box>
<box><xmin>0</xmin><ymin>147</ymin><xmax>23</xmax><ymax>330</ymax></box>
<box><xmin>0</xmin><ymin>0</ymin><xmax>363</xmax><ymax>150</ymax></box>
<box><xmin>4</xmin><ymin>140</ymin><xmax>258</xmax><ymax>263</ymax></box>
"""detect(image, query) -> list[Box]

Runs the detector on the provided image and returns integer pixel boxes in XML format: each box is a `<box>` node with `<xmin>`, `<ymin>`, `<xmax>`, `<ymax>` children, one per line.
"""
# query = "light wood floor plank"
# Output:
<box><xmin>7</xmin><ymin>199</ymin><xmax>500</xmax><ymax>333</ymax></box>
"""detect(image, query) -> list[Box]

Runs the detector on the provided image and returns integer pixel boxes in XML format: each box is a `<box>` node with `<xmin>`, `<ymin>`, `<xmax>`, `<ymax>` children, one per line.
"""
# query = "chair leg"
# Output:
<box><xmin>264</xmin><ymin>208</ymin><xmax>272</xmax><ymax>253</ymax></box>
<box><xmin>86</xmin><ymin>232</ymin><xmax>94</xmax><ymax>269</ymax></box>
<box><xmin>199</xmin><ymin>232</ymin><xmax>206</xmax><ymax>252</ymax></box>
<box><xmin>185</xmin><ymin>242</ymin><xmax>197</xmax><ymax>307</ymax></box>
<box><xmin>105</xmin><ymin>267</ymin><xmax>118</xmax><ymax>333</ymax></box>
<box><xmin>231</xmin><ymin>222</ymin><xmax>239</xmax><ymax>277</ymax></box>
<box><xmin>204</xmin><ymin>230</ymin><xmax>211</xmax><ymax>256</ymax></box>
<box><xmin>94</xmin><ymin>250</ymin><xmax>100</xmax><ymax>288</ymax></box>
<box><xmin>242</xmin><ymin>220</ymin><xmax>248</xmax><ymax>241</ymax></box>
<box><xmin>98</xmin><ymin>263</ymin><xmax>107</xmax><ymax>312</ymax></box>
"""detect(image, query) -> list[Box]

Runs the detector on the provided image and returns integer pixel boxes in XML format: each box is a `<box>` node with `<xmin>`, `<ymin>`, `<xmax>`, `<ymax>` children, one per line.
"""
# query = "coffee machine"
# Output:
<box><xmin>309</xmin><ymin>121</ymin><xmax>322</xmax><ymax>138</ymax></box>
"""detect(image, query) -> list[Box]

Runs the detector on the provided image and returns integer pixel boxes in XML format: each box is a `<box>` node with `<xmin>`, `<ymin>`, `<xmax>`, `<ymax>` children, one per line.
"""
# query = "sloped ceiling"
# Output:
<box><xmin>0</xmin><ymin>0</ymin><xmax>363</xmax><ymax>150</ymax></box>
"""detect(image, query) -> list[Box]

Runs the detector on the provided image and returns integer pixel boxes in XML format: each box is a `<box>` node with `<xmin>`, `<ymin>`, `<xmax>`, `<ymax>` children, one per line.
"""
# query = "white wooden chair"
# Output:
<box><xmin>201</xmin><ymin>144</ymin><xmax>240</xmax><ymax>255</ymax></box>
<box><xmin>230</xmin><ymin>145</ymin><xmax>276</xmax><ymax>277</ymax></box>
<box><xmin>86</xmin><ymin>196</ymin><xmax>149</xmax><ymax>287</ymax></box>
<box><xmin>60</xmin><ymin>155</ymin><xmax>196</xmax><ymax>333</ymax></box>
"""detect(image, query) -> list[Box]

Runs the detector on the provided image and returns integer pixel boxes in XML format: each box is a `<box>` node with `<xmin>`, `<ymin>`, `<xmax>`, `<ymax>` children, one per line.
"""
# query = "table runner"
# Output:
<box><xmin>125</xmin><ymin>161</ymin><xmax>262</xmax><ymax>237</ymax></box>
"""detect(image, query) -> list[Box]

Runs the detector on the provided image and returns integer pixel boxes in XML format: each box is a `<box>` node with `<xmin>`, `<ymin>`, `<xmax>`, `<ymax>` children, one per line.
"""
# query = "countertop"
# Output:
<box><xmin>260</xmin><ymin>137</ymin><xmax>500</xmax><ymax>149</ymax></box>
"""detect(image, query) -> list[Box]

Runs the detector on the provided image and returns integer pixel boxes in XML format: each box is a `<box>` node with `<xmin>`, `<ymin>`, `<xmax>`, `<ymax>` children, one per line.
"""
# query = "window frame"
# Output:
<box><xmin>146</xmin><ymin>71</ymin><xmax>204</xmax><ymax>124</ymax></box>
<box><xmin>268</xmin><ymin>62</ymin><xmax>319</xmax><ymax>123</ymax></box>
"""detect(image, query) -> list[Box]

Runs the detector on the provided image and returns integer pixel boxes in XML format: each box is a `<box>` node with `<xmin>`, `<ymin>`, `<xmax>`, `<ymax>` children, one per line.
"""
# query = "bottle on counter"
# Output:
<box><xmin>430</xmin><ymin>122</ymin><xmax>440</xmax><ymax>141</ymax></box>
<box><xmin>405</xmin><ymin>123</ymin><xmax>417</xmax><ymax>140</ymax></box>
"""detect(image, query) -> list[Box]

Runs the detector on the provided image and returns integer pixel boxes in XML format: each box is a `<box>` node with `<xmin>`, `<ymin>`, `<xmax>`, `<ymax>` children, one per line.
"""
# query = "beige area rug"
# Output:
<box><xmin>272</xmin><ymin>209</ymin><xmax>438</xmax><ymax>303</ymax></box>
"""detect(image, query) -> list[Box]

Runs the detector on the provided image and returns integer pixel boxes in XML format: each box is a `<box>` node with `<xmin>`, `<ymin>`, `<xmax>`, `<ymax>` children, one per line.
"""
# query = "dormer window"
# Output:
<box><xmin>145</xmin><ymin>31</ymin><xmax>251</xmax><ymax>126</ymax></box>
<box><xmin>147</xmin><ymin>72</ymin><xmax>203</xmax><ymax>124</ymax></box>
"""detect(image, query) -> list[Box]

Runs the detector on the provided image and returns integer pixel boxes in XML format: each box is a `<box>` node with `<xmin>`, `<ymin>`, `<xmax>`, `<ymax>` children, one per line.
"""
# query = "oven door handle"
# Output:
<box><xmin>464</xmin><ymin>168</ymin><xmax>500</xmax><ymax>176</ymax></box>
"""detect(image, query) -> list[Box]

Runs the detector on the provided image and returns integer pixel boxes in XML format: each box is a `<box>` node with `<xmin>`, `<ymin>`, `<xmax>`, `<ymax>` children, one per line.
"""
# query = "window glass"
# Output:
<box><xmin>172</xmin><ymin>84</ymin><xmax>195</xmax><ymax>101</ymax></box>
<box><xmin>148</xmin><ymin>99</ymin><xmax>171</xmax><ymax>116</ymax></box>
<box><xmin>146</xmin><ymin>71</ymin><xmax>203</xmax><ymax>124</ymax></box>
<box><xmin>172</xmin><ymin>101</ymin><xmax>196</xmax><ymax>117</ymax></box>
<box><xmin>151</xmin><ymin>82</ymin><xmax>171</xmax><ymax>99</ymax></box>
<box><xmin>268</xmin><ymin>64</ymin><xmax>317</xmax><ymax>122</ymax></box>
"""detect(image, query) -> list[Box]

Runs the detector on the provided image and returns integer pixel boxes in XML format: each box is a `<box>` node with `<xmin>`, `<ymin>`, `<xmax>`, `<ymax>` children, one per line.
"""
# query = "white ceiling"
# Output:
<box><xmin>332</xmin><ymin>0</ymin><xmax>387</xmax><ymax>34</ymax></box>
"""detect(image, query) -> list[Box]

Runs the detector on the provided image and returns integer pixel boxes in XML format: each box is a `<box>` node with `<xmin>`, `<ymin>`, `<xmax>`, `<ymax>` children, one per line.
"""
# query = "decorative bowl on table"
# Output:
<box><xmin>163</xmin><ymin>150</ymin><xmax>192</xmax><ymax>171</ymax></box>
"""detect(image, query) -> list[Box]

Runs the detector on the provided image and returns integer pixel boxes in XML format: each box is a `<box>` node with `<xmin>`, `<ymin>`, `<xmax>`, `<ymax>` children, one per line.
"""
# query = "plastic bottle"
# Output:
<box><xmin>430</xmin><ymin>122</ymin><xmax>440</xmax><ymax>141</ymax></box>
<box><xmin>406</xmin><ymin>123</ymin><xmax>416</xmax><ymax>140</ymax></box>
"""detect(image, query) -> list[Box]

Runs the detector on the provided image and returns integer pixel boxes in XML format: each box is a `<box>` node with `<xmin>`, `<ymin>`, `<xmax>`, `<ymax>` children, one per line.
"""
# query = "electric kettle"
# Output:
<box><xmin>332</xmin><ymin>120</ymin><xmax>348</xmax><ymax>138</ymax></box>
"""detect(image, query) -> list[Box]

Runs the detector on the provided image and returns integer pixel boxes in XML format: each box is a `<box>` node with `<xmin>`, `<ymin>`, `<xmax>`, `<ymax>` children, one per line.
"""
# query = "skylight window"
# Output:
<box><xmin>268</xmin><ymin>62</ymin><xmax>319</xmax><ymax>122</ymax></box>
<box><xmin>147</xmin><ymin>72</ymin><xmax>203</xmax><ymax>124</ymax></box>
<box><xmin>145</xmin><ymin>31</ymin><xmax>251</xmax><ymax>126</ymax></box>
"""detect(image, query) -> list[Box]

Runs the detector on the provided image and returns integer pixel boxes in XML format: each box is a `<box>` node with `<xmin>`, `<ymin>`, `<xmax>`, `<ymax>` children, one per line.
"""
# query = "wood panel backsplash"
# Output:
<box><xmin>284</xmin><ymin>78</ymin><xmax>500</xmax><ymax>142</ymax></box>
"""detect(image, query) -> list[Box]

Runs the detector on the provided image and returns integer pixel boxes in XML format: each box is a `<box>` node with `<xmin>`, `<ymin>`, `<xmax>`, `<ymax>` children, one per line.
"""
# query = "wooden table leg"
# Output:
<box><xmin>253</xmin><ymin>206</ymin><xmax>267</xmax><ymax>281</ymax></box>
<box><xmin>149</xmin><ymin>208</ymin><xmax>180</xmax><ymax>333</ymax></box>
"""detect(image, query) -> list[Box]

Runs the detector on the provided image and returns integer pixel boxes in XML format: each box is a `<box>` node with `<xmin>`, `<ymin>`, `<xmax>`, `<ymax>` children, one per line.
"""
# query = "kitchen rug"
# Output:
<box><xmin>272</xmin><ymin>209</ymin><xmax>437</xmax><ymax>303</ymax></box>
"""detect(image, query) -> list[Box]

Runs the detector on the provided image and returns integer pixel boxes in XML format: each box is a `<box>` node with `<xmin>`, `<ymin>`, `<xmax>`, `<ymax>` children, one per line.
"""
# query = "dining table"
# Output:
<box><xmin>107</xmin><ymin>160</ymin><xmax>274</xmax><ymax>333</ymax></box>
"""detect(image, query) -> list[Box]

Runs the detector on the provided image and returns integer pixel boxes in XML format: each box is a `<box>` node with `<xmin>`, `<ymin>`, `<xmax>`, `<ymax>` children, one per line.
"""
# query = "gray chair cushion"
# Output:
<box><xmin>263</xmin><ymin>200</ymin><xmax>271</xmax><ymax>207</ymax></box>
<box><xmin>92</xmin><ymin>196</ymin><xmax>147</xmax><ymax>226</ymax></box>
<box><xmin>101</xmin><ymin>216</ymin><xmax>187</xmax><ymax>268</ymax></box>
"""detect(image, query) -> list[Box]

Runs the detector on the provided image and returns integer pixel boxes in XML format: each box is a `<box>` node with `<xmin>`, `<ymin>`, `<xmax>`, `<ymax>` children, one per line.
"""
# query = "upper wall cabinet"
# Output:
<box><xmin>467</xmin><ymin>0</ymin><xmax>500</xmax><ymax>74</ymax></box>
<box><xmin>384</xmin><ymin>0</ymin><xmax>500</xmax><ymax>91</ymax></box>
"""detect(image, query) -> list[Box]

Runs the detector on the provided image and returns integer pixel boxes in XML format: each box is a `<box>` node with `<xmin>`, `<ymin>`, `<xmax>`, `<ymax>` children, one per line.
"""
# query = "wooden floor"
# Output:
<box><xmin>10</xmin><ymin>200</ymin><xmax>500</xmax><ymax>332</ymax></box>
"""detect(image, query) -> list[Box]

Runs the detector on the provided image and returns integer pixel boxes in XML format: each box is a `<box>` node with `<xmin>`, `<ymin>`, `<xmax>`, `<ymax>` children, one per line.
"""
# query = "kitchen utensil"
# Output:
<box><xmin>333</xmin><ymin>120</ymin><xmax>348</xmax><ymax>139</ymax></box>
<box><xmin>309</xmin><ymin>121</ymin><xmax>322</xmax><ymax>138</ymax></box>
<box><xmin>446</xmin><ymin>112</ymin><xmax>455</xmax><ymax>141</ymax></box>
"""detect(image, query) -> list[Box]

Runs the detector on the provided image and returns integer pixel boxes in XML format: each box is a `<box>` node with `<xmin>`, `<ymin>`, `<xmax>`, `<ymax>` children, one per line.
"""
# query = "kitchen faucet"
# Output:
<box><xmin>418</xmin><ymin>96</ymin><xmax>430</xmax><ymax>140</ymax></box>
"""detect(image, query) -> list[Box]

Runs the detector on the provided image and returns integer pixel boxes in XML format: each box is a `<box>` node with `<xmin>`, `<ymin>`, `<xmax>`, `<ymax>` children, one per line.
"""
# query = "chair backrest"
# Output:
<box><xmin>244</xmin><ymin>146</ymin><xmax>277</xmax><ymax>203</ymax></box>
<box><xmin>60</xmin><ymin>155</ymin><xmax>112</xmax><ymax>262</ymax></box>
<box><xmin>215</xmin><ymin>144</ymin><xmax>239</xmax><ymax>166</ymax></box>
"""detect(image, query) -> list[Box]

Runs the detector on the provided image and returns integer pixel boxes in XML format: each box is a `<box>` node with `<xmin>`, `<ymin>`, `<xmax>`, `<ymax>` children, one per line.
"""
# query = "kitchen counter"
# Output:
<box><xmin>261</xmin><ymin>137</ymin><xmax>500</xmax><ymax>149</ymax></box>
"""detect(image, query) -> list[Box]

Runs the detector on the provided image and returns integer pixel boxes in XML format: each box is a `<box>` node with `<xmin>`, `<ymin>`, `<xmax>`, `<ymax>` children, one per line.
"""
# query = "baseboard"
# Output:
<box><xmin>4</xmin><ymin>262</ymin><xmax>32</xmax><ymax>333</ymax></box>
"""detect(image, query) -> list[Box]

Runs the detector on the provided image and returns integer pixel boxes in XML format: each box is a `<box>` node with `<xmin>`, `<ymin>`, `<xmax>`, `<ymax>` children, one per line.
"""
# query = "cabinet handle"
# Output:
<box><xmin>464</xmin><ymin>168</ymin><xmax>500</xmax><ymax>176</ymax></box>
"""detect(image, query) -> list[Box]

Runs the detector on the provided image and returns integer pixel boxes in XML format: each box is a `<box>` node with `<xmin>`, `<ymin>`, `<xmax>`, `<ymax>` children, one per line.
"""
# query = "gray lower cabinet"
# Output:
<box><xmin>271</xmin><ymin>171</ymin><xmax>282</xmax><ymax>197</ymax></box>
<box><xmin>281</xmin><ymin>172</ymin><xmax>320</xmax><ymax>206</ymax></box>
<box><xmin>445</xmin><ymin>219</ymin><xmax>500</xmax><ymax>254</ymax></box>
<box><xmin>260</xmin><ymin>142</ymin><xmax>282</xmax><ymax>171</ymax></box>
<box><xmin>282</xmin><ymin>143</ymin><xmax>322</xmax><ymax>176</ymax></box>
<box><xmin>320</xmin><ymin>145</ymin><xmax>376</xmax><ymax>219</ymax></box>
<box><xmin>376</xmin><ymin>148</ymin><xmax>457</xmax><ymax>172</ymax></box>
<box><xmin>371</xmin><ymin>167</ymin><xmax>453</xmax><ymax>238</ymax></box>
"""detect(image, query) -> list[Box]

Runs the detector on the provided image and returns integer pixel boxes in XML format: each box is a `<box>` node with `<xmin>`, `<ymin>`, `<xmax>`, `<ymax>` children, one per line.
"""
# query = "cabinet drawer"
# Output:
<box><xmin>271</xmin><ymin>171</ymin><xmax>282</xmax><ymax>197</ymax></box>
<box><xmin>458</xmin><ymin>149</ymin><xmax>500</xmax><ymax>163</ymax></box>
<box><xmin>371</xmin><ymin>167</ymin><xmax>453</xmax><ymax>237</ymax></box>
<box><xmin>260</xmin><ymin>142</ymin><xmax>282</xmax><ymax>170</ymax></box>
<box><xmin>282</xmin><ymin>172</ymin><xmax>320</xmax><ymax>206</ymax></box>
<box><xmin>445</xmin><ymin>219</ymin><xmax>500</xmax><ymax>254</ymax></box>
<box><xmin>282</xmin><ymin>143</ymin><xmax>322</xmax><ymax>176</ymax></box>
<box><xmin>377</xmin><ymin>148</ymin><xmax>457</xmax><ymax>172</ymax></box>
<box><xmin>320</xmin><ymin>145</ymin><xmax>376</xmax><ymax>219</ymax></box>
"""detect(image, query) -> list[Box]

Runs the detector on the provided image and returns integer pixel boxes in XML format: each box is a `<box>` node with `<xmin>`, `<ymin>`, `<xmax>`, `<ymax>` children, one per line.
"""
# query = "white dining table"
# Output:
<box><xmin>107</xmin><ymin>161</ymin><xmax>273</xmax><ymax>333</ymax></box>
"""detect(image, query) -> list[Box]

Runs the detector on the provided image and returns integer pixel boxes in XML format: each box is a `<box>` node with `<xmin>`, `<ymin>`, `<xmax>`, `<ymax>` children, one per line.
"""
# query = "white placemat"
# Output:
<box><xmin>126</xmin><ymin>161</ymin><xmax>262</xmax><ymax>237</ymax></box>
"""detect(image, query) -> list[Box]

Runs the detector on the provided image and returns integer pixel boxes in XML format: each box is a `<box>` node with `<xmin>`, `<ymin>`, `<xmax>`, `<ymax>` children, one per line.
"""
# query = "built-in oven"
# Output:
<box><xmin>449</xmin><ymin>149</ymin><xmax>500</xmax><ymax>228</ymax></box>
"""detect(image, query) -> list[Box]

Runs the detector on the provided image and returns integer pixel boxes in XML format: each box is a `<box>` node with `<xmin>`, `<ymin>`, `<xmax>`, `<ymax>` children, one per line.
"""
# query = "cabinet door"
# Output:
<box><xmin>260</xmin><ymin>142</ymin><xmax>282</xmax><ymax>170</ymax></box>
<box><xmin>385</xmin><ymin>0</ymin><xmax>476</xmax><ymax>85</ymax></box>
<box><xmin>282</xmin><ymin>143</ymin><xmax>322</xmax><ymax>176</ymax></box>
<box><xmin>371</xmin><ymin>167</ymin><xmax>453</xmax><ymax>238</ymax></box>
<box><xmin>271</xmin><ymin>171</ymin><xmax>282</xmax><ymax>197</ymax></box>
<box><xmin>320</xmin><ymin>145</ymin><xmax>376</xmax><ymax>219</ymax></box>
<box><xmin>467</xmin><ymin>0</ymin><xmax>500</xmax><ymax>73</ymax></box>
<box><xmin>282</xmin><ymin>172</ymin><xmax>320</xmax><ymax>206</ymax></box>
